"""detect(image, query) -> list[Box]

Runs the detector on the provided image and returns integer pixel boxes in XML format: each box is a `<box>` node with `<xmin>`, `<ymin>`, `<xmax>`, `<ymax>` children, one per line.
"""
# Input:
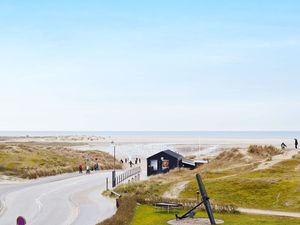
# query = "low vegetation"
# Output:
<box><xmin>248</xmin><ymin>145</ymin><xmax>283</xmax><ymax>158</ymax></box>
<box><xmin>114</xmin><ymin>168</ymin><xmax>196</xmax><ymax>203</ymax></box>
<box><xmin>97</xmin><ymin>196</ymin><xmax>136</xmax><ymax>225</ymax></box>
<box><xmin>0</xmin><ymin>143</ymin><xmax>122</xmax><ymax>178</ymax></box>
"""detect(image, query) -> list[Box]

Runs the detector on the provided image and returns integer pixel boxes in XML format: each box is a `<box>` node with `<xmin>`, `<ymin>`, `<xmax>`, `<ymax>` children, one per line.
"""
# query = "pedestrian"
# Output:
<box><xmin>86</xmin><ymin>165</ymin><xmax>90</xmax><ymax>174</ymax></box>
<box><xmin>295</xmin><ymin>138</ymin><xmax>298</xmax><ymax>149</ymax></box>
<box><xmin>94</xmin><ymin>162</ymin><xmax>99</xmax><ymax>170</ymax></box>
<box><xmin>281</xmin><ymin>142</ymin><xmax>287</xmax><ymax>150</ymax></box>
<box><xmin>125</xmin><ymin>158</ymin><xmax>127</xmax><ymax>163</ymax></box>
<box><xmin>79</xmin><ymin>164</ymin><xmax>83</xmax><ymax>173</ymax></box>
<box><xmin>139</xmin><ymin>158</ymin><xmax>141</xmax><ymax>164</ymax></box>
<box><xmin>129</xmin><ymin>161</ymin><xmax>133</xmax><ymax>168</ymax></box>
<box><xmin>120</xmin><ymin>159</ymin><xmax>124</xmax><ymax>164</ymax></box>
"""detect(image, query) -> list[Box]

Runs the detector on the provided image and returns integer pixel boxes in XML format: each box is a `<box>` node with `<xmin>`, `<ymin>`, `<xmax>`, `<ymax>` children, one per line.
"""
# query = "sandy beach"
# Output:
<box><xmin>1</xmin><ymin>135</ymin><xmax>296</xmax><ymax>160</ymax></box>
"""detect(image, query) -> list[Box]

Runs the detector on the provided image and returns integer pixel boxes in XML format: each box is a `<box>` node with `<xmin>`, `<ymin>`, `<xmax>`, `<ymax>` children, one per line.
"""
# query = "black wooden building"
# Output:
<box><xmin>147</xmin><ymin>150</ymin><xmax>197</xmax><ymax>176</ymax></box>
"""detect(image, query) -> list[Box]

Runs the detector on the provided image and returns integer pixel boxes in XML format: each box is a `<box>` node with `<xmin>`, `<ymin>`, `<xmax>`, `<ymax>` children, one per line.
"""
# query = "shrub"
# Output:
<box><xmin>97</xmin><ymin>196</ymin><xmax>137</xmax><ymax>225</ymax></box>
<box><xmin>215</xmin><ymin>148</ymin><xmax>244</xmax><ymax>161</ymax></box>
<box><xmin>248</xmin><ymin>145</ymin><xmax>283</xmax><ymax>158</ymax></box>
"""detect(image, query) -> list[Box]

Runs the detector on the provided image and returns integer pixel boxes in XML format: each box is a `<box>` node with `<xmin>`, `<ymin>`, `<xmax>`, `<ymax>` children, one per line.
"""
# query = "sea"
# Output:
<box><xmin>0</xmin><ymin>131</ymin><xmax>300</xmax><ymax>139</ymax></box>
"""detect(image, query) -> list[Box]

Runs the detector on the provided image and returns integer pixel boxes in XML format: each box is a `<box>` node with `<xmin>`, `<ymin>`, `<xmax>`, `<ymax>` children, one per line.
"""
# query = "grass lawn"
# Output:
<box><xmin>131</xmin><ymin>205</ymin><xmax>300</xmax><ymax>225</ymax></box>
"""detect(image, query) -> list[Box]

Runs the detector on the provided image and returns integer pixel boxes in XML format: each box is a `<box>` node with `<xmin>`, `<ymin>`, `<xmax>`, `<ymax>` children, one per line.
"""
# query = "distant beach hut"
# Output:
<box><xmin>147</xmin><ymin>150</ymin><xmax>207</xmax><ymax>176</ymax></box>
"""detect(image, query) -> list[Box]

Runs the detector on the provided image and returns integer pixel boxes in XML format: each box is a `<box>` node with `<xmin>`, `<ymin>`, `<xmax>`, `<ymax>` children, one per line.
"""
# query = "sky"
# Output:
<box><xmin>0</xmin><ymin>0</ymin><xmax>300</xmax><ymax>131</ymax></box>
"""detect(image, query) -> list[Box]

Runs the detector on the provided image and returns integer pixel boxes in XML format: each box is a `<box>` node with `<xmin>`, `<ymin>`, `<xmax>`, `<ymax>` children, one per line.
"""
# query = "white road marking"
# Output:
<box><xmin>0</xmin><ymin>198</ymin><xmax>6</xmax><ymax>216</ymax></box>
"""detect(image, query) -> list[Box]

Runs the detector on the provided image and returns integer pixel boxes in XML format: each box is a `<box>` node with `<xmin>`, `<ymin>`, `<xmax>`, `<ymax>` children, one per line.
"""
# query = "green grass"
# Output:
<box><xmin>113</xmin><ymin>169</ymin><xmax>194</xmax><ymax>199</ymax></box>
<box><xmin>114</xmin><ymin>180</ymin><xmax>174</xmax><ymax>198</ymax></box>
<box><xmin>131</xmin><ymin>205</ymin><xmax>300</xmax><ymax>225</ymax></box>
<box><xmin>181</xmin><ymin>158</ymin><xmax>300</xmax><ymax>212</ymax></box>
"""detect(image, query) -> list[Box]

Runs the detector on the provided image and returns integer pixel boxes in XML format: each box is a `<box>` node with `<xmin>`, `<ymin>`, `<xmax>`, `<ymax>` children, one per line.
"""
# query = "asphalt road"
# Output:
<box><xmin>0</xmin><ymin>171</ymin><xmax>117</xmax><ymax>225</ymax></box>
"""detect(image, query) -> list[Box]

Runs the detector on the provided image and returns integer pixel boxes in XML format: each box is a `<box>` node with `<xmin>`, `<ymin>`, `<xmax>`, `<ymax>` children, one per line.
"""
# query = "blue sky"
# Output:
<box><xmin>0</xmin><ymin>0</ymin><xmax>300</xmax><ymax>131</ymax></box>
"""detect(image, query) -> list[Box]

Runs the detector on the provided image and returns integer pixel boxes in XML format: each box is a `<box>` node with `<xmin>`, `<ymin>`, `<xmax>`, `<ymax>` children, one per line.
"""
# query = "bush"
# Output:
<box><xmin>248</xmin><ymin>145</ymin><xmax>283</xmax><ymax>158</ymax></box>
<box><xmin>215</xmin><ymin>148</ymin><xmax>244</xmax><ymax>161</ymax></box>
<box><xmin>97</xmin><ymin>196</ymin><xmax>137</xmax><ymax>225</ymax></box>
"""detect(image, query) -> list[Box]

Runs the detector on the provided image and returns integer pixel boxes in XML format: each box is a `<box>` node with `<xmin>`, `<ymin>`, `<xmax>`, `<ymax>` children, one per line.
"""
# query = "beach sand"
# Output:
<box><xmin>1</xmin><ymin>135</ymin><xmax>296</xmax><ymax>160</ymax></box>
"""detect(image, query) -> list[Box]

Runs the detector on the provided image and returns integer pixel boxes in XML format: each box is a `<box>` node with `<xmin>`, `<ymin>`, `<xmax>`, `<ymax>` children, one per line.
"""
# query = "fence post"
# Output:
<box><xmin>112</xmin><ymin>170</ymin><xmax>116</xmax><ymax>188</ymax></box>
<box><xmin>106</xmin><ymin>177</ymin><xmax>109</xmax><ymax>191</ymax></box>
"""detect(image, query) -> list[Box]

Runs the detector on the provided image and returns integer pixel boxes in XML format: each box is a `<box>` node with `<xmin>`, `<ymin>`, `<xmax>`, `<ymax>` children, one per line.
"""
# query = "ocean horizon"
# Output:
<box><xmin>0</xmin><ymin>131</ymin><xmax>300</xmax><ymax>139</ymax></box>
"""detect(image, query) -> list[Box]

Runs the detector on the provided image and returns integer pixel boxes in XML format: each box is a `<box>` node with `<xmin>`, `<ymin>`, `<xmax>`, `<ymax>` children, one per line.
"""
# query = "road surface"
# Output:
<box><xmin>0</xmin><ymin>171</ymin><xmax>117</xmax><ymax>225</ymax></box>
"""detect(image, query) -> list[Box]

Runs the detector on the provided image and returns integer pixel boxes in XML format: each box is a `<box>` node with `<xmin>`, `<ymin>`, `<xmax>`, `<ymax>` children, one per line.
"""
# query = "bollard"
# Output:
<box><xmin>196</xmin><ymin>191</ymin><xmax>200</xmax><ymax>203</ymax></box>
<box><xmin>106</xmin><ymin>177</ymin><xmax>109</xmax><ymax>191</ymax></box>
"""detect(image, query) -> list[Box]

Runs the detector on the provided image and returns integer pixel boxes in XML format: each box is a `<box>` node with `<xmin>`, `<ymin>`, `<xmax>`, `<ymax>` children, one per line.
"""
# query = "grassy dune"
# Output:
<box><xmin>0</xmin><ymin>143</ymin><xmax>122</xmax><ymax>179</ymax></box>
<box><xmin>181</xmin><ymin>149</ymin><xmax>300</xmax><ymax>212</ymax></box>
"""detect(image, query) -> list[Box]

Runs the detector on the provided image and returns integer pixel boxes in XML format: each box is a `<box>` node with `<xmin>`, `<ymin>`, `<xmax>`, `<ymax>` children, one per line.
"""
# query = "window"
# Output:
<box><xmin>150</xmin><ymin>160</ymin><xmax>158</xmax><ymax>171</ymax></box>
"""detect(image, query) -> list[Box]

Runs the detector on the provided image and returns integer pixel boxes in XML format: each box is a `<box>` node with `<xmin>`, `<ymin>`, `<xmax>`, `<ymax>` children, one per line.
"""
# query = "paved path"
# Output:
<box><xmin>0</xmin><ymin>171</ymin><xmax>117</xmax><ymax>225</ymax></box>
<box><xmin>238</xmin><ymin>208</ymin><xmax>300</xmax><ymax>218</ymax></box>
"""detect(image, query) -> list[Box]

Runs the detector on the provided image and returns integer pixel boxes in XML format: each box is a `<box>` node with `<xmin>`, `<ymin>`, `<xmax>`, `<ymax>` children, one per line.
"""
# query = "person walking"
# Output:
<box><xmin>86</xmin><ymin>165</ymin><xmax>90</xmax><ymax>174</ymax></box>
<box><xmin>281</xmin><ymin>142</ymin><xmax>287</xmax><ymax>150</ymax></box>
<box><xmin>295</xmin><ymin>138</ymin><xmax>298</xmax><ymax>149</ymax></box>
<box><xmin>79</xmin><ymin>164</ymin><xmax>83</xmax><ymax>173</ymax></box>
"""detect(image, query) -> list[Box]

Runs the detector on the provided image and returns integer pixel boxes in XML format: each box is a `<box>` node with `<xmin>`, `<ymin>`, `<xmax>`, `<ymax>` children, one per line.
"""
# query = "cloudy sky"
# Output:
<box><xmin>0</xmin><ymin>0</ymin><xmax>299</xmax><ymax>131</ymax></box>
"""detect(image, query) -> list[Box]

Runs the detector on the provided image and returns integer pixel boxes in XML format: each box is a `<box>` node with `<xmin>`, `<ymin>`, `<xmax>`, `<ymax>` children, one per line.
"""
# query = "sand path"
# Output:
<box><xmin>163</xmin><ymin>181</ymin><xmax>189</xmax><ymax>199</ymax></box>
<box><xmin>238</xmin><ymin>208</ymin><xmax>300</xmax><ymax>218</ymax></box>
<box><xmin>254</xmin><ymin>149</ymin><xmax>298</xmax><ymax>171</ymax></box>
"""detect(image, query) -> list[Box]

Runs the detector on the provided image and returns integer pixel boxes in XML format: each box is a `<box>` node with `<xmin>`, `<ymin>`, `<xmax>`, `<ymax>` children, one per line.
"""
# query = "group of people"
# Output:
<box><xmin>79</xmin><ymin>160</ymin><xmax>100</xmax><ymax>174</ymax></box>
<box><xmin>281</xmin><ymin>138</ymin><xmax>298</xmax><ymax>150</ymax></box>
<box><xmin>120</xmin><ymin>157</ymin><xmax>142</xmax><ymax>168</ymax></box>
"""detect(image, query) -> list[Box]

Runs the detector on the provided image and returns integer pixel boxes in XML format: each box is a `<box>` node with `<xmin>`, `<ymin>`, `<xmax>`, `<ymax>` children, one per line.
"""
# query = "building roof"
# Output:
<box><xmin>194</xmin><ymin>160</ymin><xmax>209</xmax><ymax>164</ymax></box>
<box><xmin>147</xmin><ymin>149</ymin><xmax>183</xmax><ymax>160</ymax></box>
<box><xmin>162</xmin><ymin>150</ymin><xmax>183</xmax><ymax>160</ymax></box>
<box><xmin>182</xmin><ymin>158</ymin><xmax>196</xmax><ymax>167</ymax></box>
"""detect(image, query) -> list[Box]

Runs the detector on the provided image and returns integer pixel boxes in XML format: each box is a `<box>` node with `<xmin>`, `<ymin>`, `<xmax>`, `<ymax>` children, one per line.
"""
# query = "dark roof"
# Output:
<box><xmin>163</xmin><ymin>150</ymin><xmax>183</xmax><ymax>159</ymax></box>
<box><xmin>147</xmin><ymin>149</ymin><xmax>183</xmax><ymax>160</ymax></box>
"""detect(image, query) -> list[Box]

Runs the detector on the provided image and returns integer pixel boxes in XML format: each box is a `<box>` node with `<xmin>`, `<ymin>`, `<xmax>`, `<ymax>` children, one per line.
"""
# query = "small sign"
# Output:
<box><xmin>162</xmin><ymin>160</ymin><xmax>169</xmax><ymax>170</ymax></box>
<box><xmin>16</xmin><ymin>216</ymin><xmax>26</xmax><ymax>225</ymax></box>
